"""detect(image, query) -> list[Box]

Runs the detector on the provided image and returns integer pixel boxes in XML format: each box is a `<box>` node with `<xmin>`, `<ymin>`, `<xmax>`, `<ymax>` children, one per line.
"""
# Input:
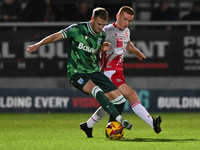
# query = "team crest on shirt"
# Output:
<box><xmin>77</xmin><ymin>78</ymin><xmax>84</xmax><ymax>84</ymax></box>
<box><xmin>97</xmin><ymin>38</ymin><xmax>102</xmax><ymax>45</ymax></box>
<box><xmin>125</xmin><ymin>32</ymin><xmax>128</xmax><ymax>37</ymax></box>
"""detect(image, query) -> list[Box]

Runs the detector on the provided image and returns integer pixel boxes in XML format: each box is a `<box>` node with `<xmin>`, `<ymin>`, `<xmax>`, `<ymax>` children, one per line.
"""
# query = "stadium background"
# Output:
<box><xmin>0</xmin><ymin>0</ymin><xmax>200</xmax><ymax>113</ymax></box>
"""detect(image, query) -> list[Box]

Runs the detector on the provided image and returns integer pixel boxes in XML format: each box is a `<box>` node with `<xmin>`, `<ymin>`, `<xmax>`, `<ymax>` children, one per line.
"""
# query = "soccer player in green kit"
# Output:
<box><xmin>27</xmin><ymin>7</ymin><xmax>132</xmax><ymax>134</ymax></box>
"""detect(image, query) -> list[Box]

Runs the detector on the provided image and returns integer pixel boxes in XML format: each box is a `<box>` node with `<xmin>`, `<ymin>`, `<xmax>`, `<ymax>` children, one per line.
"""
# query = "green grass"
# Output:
<box><xmin>0</xmin><ymin>113</ymin><xmax>200</xmax><ymax>150</ymax></box>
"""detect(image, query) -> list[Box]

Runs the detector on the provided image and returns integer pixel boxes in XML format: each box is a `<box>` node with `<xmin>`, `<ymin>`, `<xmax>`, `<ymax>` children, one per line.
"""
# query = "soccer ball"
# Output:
<box><xmin>105</xmin><ymin>121</ymin><xmax>125</xmax><ymax>140</ymax></box>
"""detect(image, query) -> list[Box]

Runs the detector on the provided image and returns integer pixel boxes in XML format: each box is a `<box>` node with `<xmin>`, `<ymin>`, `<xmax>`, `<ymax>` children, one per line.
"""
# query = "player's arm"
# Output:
<box><xmin>95</xmin><ymin>42</ymin><xmax>112</xmax><ymax>54</ymax></box>
<box><xmin>126</xmin><ymin>41</ymin><xmax>146</xmax><ymax>61</ymax></box>
<box><xmin>27</xmin><ymin>32</ymin><xmax>63</xmax><ymax>53</ymax></box>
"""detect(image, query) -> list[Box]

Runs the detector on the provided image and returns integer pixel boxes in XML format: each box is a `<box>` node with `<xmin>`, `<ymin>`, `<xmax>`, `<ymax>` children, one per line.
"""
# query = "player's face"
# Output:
<box><xmin>116</xmin><ymin>12</ymin><xmax>134</xmax><ymax>30</ymax></box>
<box><xmin>91</xmin><ymin>17</ymin><xmax>107</xmax><ymax>34</ymax></box>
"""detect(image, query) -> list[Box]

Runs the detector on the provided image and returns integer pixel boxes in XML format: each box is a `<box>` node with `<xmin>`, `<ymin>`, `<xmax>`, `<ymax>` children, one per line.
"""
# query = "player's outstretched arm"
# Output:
<box><xmin>27</xmin><ymin>32</ymin><xmax>63</xmax><ymax>53</ymax></box>
<box><xmin>126</xmin><ymin>41</ymin><xmax>146</xmax><ymax>61</ymax></box>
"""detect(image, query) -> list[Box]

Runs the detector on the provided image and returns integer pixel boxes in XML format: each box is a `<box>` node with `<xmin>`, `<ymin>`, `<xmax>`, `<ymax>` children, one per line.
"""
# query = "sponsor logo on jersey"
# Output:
<box><xmin>77</xmin><ymin>78</ymin><xmax>84</xmax><ymax>84</ymax></box>
<box><xmin>98</xmin><ymin>38</ymin><xmax>102</xmax><ymax>45</ymax></box>
<box><xmin>117</xmin><ymin>38</ymin><xmax>123</xmax><ymax>47</ymax></box>
<box><xmin>78</xmin><ymin>42</ymin><xmax>97</xmax><ymax>53</ymax></box>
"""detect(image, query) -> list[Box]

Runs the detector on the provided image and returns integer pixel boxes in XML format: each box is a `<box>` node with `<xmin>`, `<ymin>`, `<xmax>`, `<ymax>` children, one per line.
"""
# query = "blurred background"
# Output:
<box><xmin>0</xmin><ymin>0</ymin><xmax>200</xmax><ymax>113</ymax></box>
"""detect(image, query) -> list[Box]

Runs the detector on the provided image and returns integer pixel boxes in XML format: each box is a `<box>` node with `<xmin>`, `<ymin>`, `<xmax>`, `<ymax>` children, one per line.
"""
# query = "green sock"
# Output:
<box><xmin>95</xmin><ymin>91</ymin><xmax>120</xmax><ymax>119</ymax></box>
<box><xmin>108</xmin><ymin>103</ymin><xmax>125</xmax><ymax>122</ymax></box>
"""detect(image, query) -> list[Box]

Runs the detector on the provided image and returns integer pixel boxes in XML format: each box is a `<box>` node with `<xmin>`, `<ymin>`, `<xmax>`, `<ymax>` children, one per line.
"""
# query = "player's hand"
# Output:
<box><xmin>100</xmin><ymin>42</ymin><xmax>112</xmax><ymax>52</ymax></box>
<box><xmin>136</xmin><ymin>51</ymin><xmax>146</xmax><ymax>61</ymax></box>
<box><xmin>27</xmin><ymin>44</ymin><xmax>39</xmax><ymax>53</ymax></box>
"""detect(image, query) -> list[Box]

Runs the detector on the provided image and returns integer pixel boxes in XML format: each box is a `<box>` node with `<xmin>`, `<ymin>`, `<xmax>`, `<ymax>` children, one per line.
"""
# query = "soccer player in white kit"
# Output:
<box><xmin>80</xmin><ymin>6</ymin><xmax>162</xmax><ymax>138</ymax></box>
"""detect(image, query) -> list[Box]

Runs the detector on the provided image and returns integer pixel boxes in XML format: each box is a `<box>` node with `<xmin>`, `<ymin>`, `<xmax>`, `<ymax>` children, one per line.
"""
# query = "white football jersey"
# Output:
<box><xmin>100</xmin><ymin>23</ymin><xmax>130</xmax><ymax>72</ymax></box>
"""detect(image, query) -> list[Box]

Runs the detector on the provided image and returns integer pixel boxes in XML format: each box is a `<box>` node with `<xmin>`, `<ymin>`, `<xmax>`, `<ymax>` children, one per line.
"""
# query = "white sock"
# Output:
<box><xmin>115</xmin><ymin>115</ymin><xmax>123</xmax><ymax>123</ymax></box>
<box><xmin>112</xmin><ymin>95</ymin><xmax>126</xmax><ymax>104</ymax></box>
<box><xmin>86</xmin><ymin>107</ymin><xmax>107</xmax><ymax>128</ymax></box>
<box><xmin>131</xmin><ymin>100</ymin><xmax>154</xmax><ymax>128</ymax></box>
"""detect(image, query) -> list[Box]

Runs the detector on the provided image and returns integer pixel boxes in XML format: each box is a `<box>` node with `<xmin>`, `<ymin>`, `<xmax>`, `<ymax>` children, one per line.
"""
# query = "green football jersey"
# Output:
<box><xmin>61</xmin><ymin>21</ymin><xmax>106</xmax><ymax>78</ymax></box>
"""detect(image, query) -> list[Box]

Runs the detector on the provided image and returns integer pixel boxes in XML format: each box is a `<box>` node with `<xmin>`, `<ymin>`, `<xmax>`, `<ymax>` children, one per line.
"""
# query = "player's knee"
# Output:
<box><xmin>126</xmin><ymin>91</ymin><xmax>140</xmax><ymax>103</ymax></box>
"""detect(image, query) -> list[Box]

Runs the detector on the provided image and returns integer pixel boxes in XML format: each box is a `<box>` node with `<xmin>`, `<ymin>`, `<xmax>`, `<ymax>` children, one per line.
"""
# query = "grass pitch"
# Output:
<box><xmin>0</xmin><ymin>113</ymin><xmax>200</xmax><ymax>150</ymax></box>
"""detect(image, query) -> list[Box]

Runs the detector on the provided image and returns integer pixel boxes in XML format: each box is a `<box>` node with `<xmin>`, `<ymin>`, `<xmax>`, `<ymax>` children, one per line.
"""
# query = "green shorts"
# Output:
<box><xmin>69</xmin><ymin>72</ymin><xmax>117</xmax><ymax>93</ymax></box>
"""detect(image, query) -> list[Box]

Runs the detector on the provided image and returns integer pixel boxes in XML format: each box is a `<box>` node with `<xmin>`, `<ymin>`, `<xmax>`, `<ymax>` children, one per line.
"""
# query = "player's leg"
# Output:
<box><xmin>105</xmin><ymin>92</ymin><xmax>125</xmax><ymax>122</ymax></box>
<box><xmin>90</xmin><ymin>72</ymin><xmax>127</xmax><ymax>122</ymax></box>
<box><xmin>82</xmin><ymin>80</ymin><xmax>124</xmax><ymax>123</ymax></box>
<box><xmin>80</xmin><ymin>71</ymin><xmax>127</xmax><ymax>137</ymax></box>
<box><xmin>80</xmin><ymin>73</ymin><xmax>132</xmax><ymax>137</ymax></box>
<box><xmin>80</xmin><ymin>90</ymin><xmax>129</xmax><ymax>138</ymax></box>
<box><xmin>85</xmin><ymin>106</ymin><xmax>107</xmax><ymax>128</ymax></box>
<box><xmin>119</xmin><ymin>84</ymin><xmax>153</xmax><ymax>127</ymax></box>
<box><xmin>70</xmin><ymin>73</ymin><xmax>127</xmax><ymax>123</ymax></box>
<box><xmin>85</xmin><ymin>91</ymin><xmax>126</xmax><ymax>127</ymax></box>
<box><xmin>83</xmin><ymin>74</ymin><xmax>131</xmax><ymax>123</ymax></box>
<box><xmin>70</xmin><ymin>73</ymin><xmax>122</xmax><ymax>122</ymax></box>
<box><xmin>118</xmin><ymin>84</ymin><xmax>162</xmax><ymax>134</ymax></box>
<box><xmin>80</xmin><ymin>106</ymin><xmax>106</xmax><ymax>137</ymax></box>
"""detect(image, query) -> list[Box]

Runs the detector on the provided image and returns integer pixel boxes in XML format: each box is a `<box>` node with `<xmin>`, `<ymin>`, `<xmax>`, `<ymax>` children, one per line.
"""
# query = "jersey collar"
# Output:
<box><xmin>113</xmin><ymin>22</ymin><xmax>117</xmax><ymax>28</ymax></box>
<box><xmin>87</xmin><ymin>21</ymin><xmax>98</xmax><ymax>36</ymax></box>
